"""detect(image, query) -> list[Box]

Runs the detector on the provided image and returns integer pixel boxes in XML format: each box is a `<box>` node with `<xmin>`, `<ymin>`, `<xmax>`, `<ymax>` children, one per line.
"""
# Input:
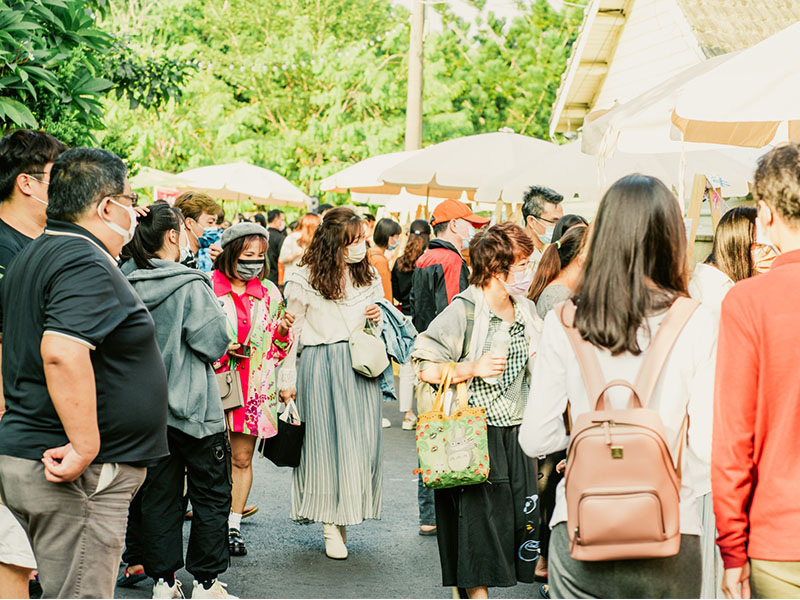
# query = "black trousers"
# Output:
<box><xmin>537</xmin><ymin>450</ymin><xmax>566</xmax><ymax>560</ymax></box>
<box><xmin>140</xmin><ymin>427</ymin><xmax>232</xmax><ymax>582</ymax></box>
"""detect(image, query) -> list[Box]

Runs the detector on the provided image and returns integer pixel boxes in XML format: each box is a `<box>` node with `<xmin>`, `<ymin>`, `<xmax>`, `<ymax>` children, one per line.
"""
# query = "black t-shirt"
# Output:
<box><xmin>266</xmin><ymin>226</ymin><xmax>286</xmax><ymax>286</ymax></box>
<box><xmin>0</xmin><ymin>220</ymin><xmax>169</xmax><ymax>465</ymax></box>
<box><xmin>0</xmin><ymin>218</ymin><xmax>34</xmax><ymax>334</ymax></box>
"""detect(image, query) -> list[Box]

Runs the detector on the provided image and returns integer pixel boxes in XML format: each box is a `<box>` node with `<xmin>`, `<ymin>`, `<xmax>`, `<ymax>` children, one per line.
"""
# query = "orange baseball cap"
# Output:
<box><xmin>430</xmin><ymin>199</ymin><xmax>490</xmax><ymax>227</ymax></box>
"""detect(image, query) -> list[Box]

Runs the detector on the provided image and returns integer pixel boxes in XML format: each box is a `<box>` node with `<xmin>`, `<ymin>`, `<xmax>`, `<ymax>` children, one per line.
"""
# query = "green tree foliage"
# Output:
<box><xmin>100</xmin><ymin>0</ymin><xmax>581</xmax><ymax>194</ymax></box>
<box><xmin>0</xmin><ymin>0</ymin><xmax>195</xmax><ymax>145</ymax></box>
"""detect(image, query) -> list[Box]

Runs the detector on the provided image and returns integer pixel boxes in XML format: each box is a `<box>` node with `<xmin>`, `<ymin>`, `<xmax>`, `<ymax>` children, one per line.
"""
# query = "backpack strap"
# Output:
<box><xmin>634</xmin><ymin>296</ymin><xmax>699</xmax><ymax>479</ymax></box>
<box><xmin>557</xmin><ymin>301</ymin><xmax>610</xmax><ymax>411</ymax></box>
<box><xmin>633</xmin><ymin>297</ymin><xmax>700</xmax><ymax>408</ymax></box>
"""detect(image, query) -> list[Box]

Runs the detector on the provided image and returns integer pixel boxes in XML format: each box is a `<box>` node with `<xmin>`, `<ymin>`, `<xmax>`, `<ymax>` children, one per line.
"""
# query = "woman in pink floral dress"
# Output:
<box><xmin>212</xmin><ymin>223</ymin><xmax>294</xmax><ymax>557</ymax></box>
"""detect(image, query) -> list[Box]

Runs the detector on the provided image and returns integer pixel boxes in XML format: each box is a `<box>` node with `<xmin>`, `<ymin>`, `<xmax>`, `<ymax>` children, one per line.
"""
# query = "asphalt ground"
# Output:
<box><xmin>114</xmin><ymin>402</ymin><xmax>547</xmax><ymax>599</ymax></box>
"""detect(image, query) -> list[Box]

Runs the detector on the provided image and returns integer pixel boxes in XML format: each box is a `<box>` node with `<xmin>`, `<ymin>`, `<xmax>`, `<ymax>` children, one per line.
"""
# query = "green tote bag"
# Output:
<box><xmin>415</xmin><ymin>362</ymin><xmax>490</xmax><ymax>489</ymax></box>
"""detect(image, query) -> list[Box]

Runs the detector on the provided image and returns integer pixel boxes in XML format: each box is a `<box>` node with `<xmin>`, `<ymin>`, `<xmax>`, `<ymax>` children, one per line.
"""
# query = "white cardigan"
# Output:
<box><xmin>518</xmin><ymin>305</ymin><xmax>717</xmax><ymax>535</ymax></box>
<box><xmin>278</xmin><ymin>265</ymin><xmax>384</xmax><ymax>390</ymax></box>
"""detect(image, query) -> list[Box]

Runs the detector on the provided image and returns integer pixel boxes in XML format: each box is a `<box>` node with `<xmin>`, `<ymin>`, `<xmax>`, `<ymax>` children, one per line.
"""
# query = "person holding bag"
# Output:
<box><xmin>212</xmin><ymin>223</ymin><xmax>295</xmax><ymax>558</ymax></box>
<box><xmin>411</xmin><ymin>222</ymin><xmax>542</xmax><ymax>599</ymax></box>
<box><xmin>519</xmin><ymin>174</ymin><xmax>716</xmax><ymax>599</ymax></box>
<box><xmin>278</xmin><ymin>207</ymin><xmax>385</xmax><ymax>561</ymax></box>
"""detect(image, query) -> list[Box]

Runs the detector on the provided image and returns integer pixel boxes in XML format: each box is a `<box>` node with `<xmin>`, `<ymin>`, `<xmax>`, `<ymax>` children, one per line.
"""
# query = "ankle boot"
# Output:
<box><xmin>322</xmin><ymin>523</ymin><xmax>348</xmax><ymax>560</ymax></box>
<box><xmin>337</xmin><ymin>524</ymin><xmax>346</xmax><ymax>543</ymax></box>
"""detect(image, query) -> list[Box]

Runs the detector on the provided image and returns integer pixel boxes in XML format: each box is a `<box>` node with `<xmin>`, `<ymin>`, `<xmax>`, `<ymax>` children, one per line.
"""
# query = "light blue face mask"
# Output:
<box><xmin>533</xmin><ymin>216</ymin><xmax>555</xmax><ymax>245</ymax></box>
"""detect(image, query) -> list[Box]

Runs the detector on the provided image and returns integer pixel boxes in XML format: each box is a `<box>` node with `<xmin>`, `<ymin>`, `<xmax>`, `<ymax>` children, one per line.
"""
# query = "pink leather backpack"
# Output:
<box><xmin>556</xmin><ymin>297</ymin><xmax>698</xmax><ymax>562</ymax></box>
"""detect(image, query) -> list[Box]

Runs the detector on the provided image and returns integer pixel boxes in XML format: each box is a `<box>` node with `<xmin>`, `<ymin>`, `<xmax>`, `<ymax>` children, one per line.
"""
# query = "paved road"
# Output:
<box><xmin>116</xmin><ymin>403</ymin><xmax>546</xmax><ymax>599</ymax></box>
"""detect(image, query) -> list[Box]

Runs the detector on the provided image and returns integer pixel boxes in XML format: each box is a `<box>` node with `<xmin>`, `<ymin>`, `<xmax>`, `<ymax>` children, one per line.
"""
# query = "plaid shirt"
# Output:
<box><xmin>469</xmin><ymin>302</ymin><xmax>530</xmax><ymax>427</ymax></box>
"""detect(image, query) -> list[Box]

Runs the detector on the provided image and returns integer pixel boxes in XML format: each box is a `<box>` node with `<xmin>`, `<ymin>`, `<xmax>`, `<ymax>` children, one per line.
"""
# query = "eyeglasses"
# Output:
<box><xmin>510</xmin><ymin>260</ymin><xmax>532</xmax><ymax>273</ymax></box>
<box><xmin>24</xmin><ymin>173</ymin><xmax>49</xmax><ymax>185</ymax></box>
<box><xmin>535</xmin><ymin>215</ymin><xmax>558</xmax><ymax>225</ymax></box>
<box><xmin>107</xmin><ymin>193</ymin><xmax>139</xmax><ymax>207</ymax></box>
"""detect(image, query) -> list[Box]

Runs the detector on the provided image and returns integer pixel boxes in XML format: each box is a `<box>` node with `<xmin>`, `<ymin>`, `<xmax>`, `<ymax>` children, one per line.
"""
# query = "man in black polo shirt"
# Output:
<box><xmin>0</xmin><ymin>147</ymin><xmax>169</xmax><ymax>599</ymax></box>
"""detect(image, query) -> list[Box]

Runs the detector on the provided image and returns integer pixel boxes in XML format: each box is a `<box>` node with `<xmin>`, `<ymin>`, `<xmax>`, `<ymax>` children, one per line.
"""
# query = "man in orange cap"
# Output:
<box><xmin>410</xmin><ymin>198</ymin><xmax>489</xmax><ymax>335</ymax></box>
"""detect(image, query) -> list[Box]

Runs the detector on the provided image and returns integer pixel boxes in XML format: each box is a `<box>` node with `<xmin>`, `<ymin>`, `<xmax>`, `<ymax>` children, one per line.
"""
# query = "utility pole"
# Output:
<box><xmin>405</xmin><ymin>0</ymin><xmax>424</xmax><ymax>151</ymax></box>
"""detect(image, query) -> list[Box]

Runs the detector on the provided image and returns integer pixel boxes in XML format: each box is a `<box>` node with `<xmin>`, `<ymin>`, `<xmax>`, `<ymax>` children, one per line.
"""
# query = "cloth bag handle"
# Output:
<box><xmin>279</xmin><ymin>399</ymin><xmax>302</xmax><ymax>425</ymax></box>
<box><xmin>431</xmin><ymin>362</ymin><xmax>469</xmax><ymax>414</ymax></box>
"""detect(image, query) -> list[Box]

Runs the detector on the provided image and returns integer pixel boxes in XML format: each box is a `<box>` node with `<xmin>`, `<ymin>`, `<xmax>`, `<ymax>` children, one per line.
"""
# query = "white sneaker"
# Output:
<box><xmin>382</xmin><ymin>417</ymin><xmax>391</xmax><ymax>428</ymax></box>
<box><xmin>153</xmin><ymin>578</ymin><xmax>184</xmax><ymax>599</ymax></box>
<box><xmin>191</xmin><ymin>579</ymin><xmax>238</xmax><ymax>599</ymax></box>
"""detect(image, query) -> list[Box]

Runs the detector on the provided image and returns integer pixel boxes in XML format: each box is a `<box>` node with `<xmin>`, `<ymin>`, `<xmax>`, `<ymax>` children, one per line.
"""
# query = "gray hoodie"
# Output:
<box><xmin>122</xmin><ymin>259</ymin><xmax>231</xmax><ymax>439</ymax></box>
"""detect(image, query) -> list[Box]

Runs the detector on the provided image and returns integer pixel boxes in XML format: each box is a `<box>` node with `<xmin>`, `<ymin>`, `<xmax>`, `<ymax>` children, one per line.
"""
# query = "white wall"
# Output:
<box><xmin>592</xmin><ymin>0</ymin><xmax>705</xmax><ymax>111</ymax></box>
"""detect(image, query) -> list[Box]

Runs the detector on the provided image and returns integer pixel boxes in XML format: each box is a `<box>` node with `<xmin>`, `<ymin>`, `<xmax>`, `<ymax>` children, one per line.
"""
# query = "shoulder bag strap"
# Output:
<box><xmin>557</xmin><ymin>301</ymin><xmax>609</xmax><ymax>411</ymax></box>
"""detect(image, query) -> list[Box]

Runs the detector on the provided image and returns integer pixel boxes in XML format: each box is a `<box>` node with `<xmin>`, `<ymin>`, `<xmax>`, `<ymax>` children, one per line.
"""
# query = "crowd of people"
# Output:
<box><xmin>0</xmin><ymin>128</ymin><xmax>798</xmax><ymax>600</ymax></box>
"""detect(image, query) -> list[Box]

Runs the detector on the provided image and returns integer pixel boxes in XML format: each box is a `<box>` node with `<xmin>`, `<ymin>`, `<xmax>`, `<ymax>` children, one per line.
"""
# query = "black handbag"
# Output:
<box><xmin>258</xmin><ymin>400</ymin><xmax>305</xmax><ymax>468</ymax></box>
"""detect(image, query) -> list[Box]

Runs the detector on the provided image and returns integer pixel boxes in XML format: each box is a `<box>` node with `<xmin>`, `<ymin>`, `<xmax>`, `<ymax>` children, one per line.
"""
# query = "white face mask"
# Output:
<box><xmin>345</xmin><ymin>240</ymin><xmax>367</xmax><ymax>263</ymax></box>
<box><xmin>459</xmin><ymin>221</ymin><xmax>475</xmax><ymax>250</ymax></box>
<box><xmin>98</xmin><ymin>198</ymin><xmax>138</xmax><ymax>244</ymax></box>
<box><xmin>756</xmin><ymin>206</ymin><xmax>774</xmax><ymax>248</ymax></box>
<box><xmin>533</xmin><ymin>216</ymin><xmax>555</xmax><ymax>245</ymax></box>
<box><xmin>498</xmin><ymin>268</ymin><xmax>535</xmax><ymax>296</ymax></box>
<box><xmin>31</xmin><ymin>194</ymin><xmax>48</xmax><ymax>206</ymax></box>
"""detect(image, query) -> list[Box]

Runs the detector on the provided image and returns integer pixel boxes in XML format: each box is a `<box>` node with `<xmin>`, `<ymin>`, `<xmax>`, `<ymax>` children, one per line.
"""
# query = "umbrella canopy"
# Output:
<box><xmin>475</xmin><ymin>141</ymin><xmax>763</xmax><ymax>205</ymax></box>
<box><xmin>177</xmin><ymin>162</ymin><xmax>309</xmax><ymax>208</ymax></box>
<box><xmin>671</xmin><ymin>21</ymin><xmax>800</xmax><ymax>147</ymax></box>
<box><xmin>320</xmin><ymin>150</ymin><xmax>421</xmax><ymax>194</ymax></box>
<box><xmin>130</xmin><ymin>167</ymin><xmax>191</xmax><ymax>190</ymax></box>
<box><xmin>380</xmin><ymin>131</ymin><xmax>559</xmax><ymax>200</ymax></box>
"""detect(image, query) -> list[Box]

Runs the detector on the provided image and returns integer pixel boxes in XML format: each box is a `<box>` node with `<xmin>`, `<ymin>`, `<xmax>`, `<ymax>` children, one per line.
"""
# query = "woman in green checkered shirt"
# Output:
<box><xmin>412</xmin><ymin>222</ymin><xmax>544</xmax><ymax>598</ymax></box>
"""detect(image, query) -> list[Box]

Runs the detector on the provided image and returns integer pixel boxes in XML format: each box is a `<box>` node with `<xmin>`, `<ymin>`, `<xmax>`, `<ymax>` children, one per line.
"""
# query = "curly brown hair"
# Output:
<box><xmin>754</xmin><ymin>143</ymin><xmax>800</xmax><ymax>226</ymax></box>
<box><xmin>301</xmin><ymin>207</ymin><xmax>376</xmax><ymax>300</ymax></box>
<box><xmin>468</xmin><ymin>222</ymin><xmax>534</xmax><ymax>288</ymax></box>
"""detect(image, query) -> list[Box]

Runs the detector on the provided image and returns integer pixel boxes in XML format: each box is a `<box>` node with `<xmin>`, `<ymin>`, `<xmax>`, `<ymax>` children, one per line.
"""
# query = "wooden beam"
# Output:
<box><xmin>687</xmin><ymin>174</ymin><xmax>706</xmax><ymax>253</ymax></box>
<box><xmin>577</xmin><ymin>61</ymin><xmax>609</xmax><ymax>76</ymax></box>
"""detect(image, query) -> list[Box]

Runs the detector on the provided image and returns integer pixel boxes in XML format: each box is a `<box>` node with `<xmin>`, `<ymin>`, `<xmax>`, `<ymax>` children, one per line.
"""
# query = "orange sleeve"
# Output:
<box><xmin>369</xmin><ymin>251</ymin><xmax>393</xmax><ymax>302</ymax></box>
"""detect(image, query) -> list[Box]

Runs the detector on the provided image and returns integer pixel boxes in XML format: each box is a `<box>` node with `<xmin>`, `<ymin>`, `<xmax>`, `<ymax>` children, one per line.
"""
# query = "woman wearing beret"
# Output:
<box><xmin>212</xmin><ymin>223</ymin><xmax>295</xmax><ymax>558</ymax></box>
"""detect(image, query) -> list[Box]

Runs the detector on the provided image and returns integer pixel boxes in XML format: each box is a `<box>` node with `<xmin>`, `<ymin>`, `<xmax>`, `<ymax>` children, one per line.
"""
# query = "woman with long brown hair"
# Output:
<box><xmin>689</xmin><ymin>207</ymin><xmax>757</xmax><ymax>320</ymax></box>
<box><xmin>528</xmin><ymin>224</ymin><xmax>587</xmax><ymax>319</ymax></box>
<box><xmin>279</xmin><ymin>207</ymin><xmax>385</xmax><ymax>560</ymax></box>
<box><xmin>520</xmin><ymin>174</ymin><xmax>716</xmax><ymax>598</ymax></box>
<box><xmin>279</xmin><ymin>212</ymin><xmax>321</xmax><ymax>283</ymax></box>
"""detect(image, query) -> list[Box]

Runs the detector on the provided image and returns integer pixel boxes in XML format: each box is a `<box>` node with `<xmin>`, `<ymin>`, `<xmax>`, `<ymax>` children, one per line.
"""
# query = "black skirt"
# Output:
<box><xmin>434</xmin><ymin>425</ymin><xmax>540</xmax><ymax>588</ymax></box>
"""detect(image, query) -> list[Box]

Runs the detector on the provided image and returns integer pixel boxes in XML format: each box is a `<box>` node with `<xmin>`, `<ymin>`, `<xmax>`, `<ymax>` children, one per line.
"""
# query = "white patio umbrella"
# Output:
<box><xmin>671</xmin><ymin>21</ymin><xmax>800</xmax><ymax>147</ymax></box>
<box><xmin>320</xmin><ymin>150</ymin><xmax>421</xmax><ymax>195</ymax></box>
<box><xmin>475</xmin><ymin>141</ymin><xmax>763</xmax><ymax>205</ymax></box>
<box><xmin>177</xmin><ymin>162</ymin><xmax>309</xmax><ymax>207</ymax></box>
<box><xmin>380</xmin><ymin>131</ymin><xmax>559</xmax><ymax>200</ymax></box>
<box><xmin>130</xmin><ymin>167</ymin><xmax>191</xmax><ymax>190</ymax></box>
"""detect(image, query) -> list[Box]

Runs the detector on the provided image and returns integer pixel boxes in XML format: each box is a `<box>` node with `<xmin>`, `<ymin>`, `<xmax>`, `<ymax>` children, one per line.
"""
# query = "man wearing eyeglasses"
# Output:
<box><xmin>521</xmin><ymin>185</ymin><xmax>564</xmax><ymax>271</ymax></box>
<box><xmin>0</xmin><ymin>129</ymin><xmax>67</xmax><ymax>281</ymax></box>
<box><xmin>0</xmin><ymin>129</ymin><xmax>67</xmax><ymax>598</ymax></box>
<box><xmin>0</xmin><ymin>147</ymin><xmax>168</xmax><ymax>599</ymax></box>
